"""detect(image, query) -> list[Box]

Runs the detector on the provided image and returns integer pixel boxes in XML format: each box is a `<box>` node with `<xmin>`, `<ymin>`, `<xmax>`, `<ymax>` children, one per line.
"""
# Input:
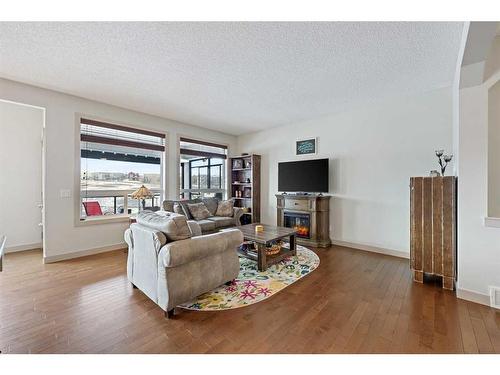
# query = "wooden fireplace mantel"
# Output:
<box><xmin>276</xmin><ymin>194</ymin><xmax>331</xmax><ymax>248</ymax></box>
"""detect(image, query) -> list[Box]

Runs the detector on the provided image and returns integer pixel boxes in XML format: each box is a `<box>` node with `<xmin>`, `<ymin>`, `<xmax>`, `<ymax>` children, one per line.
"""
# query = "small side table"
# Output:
<box><xmin>237</xmin><ymin>223</ymin><xmax>297</xmax><ymax>272</ymax></box>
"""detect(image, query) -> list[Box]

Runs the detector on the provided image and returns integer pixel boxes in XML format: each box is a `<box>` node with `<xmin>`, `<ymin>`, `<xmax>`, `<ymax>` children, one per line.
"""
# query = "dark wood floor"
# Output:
<box><xmin>0</xmin><ymin>246</ymin><xmax>499</xmax><ymax>354</ymax></box>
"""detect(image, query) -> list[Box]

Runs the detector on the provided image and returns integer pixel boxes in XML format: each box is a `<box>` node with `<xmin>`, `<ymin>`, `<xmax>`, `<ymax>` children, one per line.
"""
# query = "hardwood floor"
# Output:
<box><xmin>0</xmin><ymin>246</ymin><xmax>499</xmax><ymax>354</ymax></box>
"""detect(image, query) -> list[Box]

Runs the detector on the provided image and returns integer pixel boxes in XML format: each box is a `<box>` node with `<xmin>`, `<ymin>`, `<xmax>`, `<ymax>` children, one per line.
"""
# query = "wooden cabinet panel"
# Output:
<box><xmin>410</xmin><ymin>176</ymin><xmax>456</xmax><ymax>290</ymax></box>
<box><xmin>284</xmin><ymin>199</ymin><xmax>310</xmax><ymax>211</ymax></box>
<box><xmin>432</xmin><ymin>177</ymin><xmax>443</xmax><ymax>276</ymax></box>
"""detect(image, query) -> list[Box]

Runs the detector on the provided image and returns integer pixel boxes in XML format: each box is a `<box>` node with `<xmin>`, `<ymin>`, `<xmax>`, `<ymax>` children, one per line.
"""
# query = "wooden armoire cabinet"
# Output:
<box><xmin>410</xmin><ymin>176</ymin><xmax>457</xmax><ymax>290</ymax></box>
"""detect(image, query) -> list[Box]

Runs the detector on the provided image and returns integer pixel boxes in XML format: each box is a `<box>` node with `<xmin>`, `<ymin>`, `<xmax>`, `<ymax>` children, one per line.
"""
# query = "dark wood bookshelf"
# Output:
<box><xmin>230</xmin><ymin>154</ymin><xmax>261</xmax><ymax>224</ymax></box>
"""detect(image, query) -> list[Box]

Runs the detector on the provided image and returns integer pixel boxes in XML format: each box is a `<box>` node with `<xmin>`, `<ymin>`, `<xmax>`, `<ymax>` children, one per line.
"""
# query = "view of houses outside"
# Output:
<box><xmin>81</xmin><ymin>159</ymin><xmax>161</xmax><ymax>191</ymax></box>
<box><xmin>81</xmin><ymin>158</ymin><xmax>161</xmax><ymax>216</ymax></box>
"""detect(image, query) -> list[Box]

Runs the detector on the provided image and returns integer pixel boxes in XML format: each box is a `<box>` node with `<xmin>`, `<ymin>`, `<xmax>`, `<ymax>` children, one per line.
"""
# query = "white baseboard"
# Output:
<box><xmin>43</xmin><ymin>242</ymin><xmax>127</xmax><ymax>263</ymax></box>
<box><xmin>331</xmin><ymin>239</ymin><xmax>409</xmax><ymax>259</ymax></box>
<box><xmin>456</xmin><ymin>287</ymin><xmax>491</xmax><ymax>307</ymax></box>
<box><xmin>5</xmin><ymin>242</ymin><xmax>42</xmax><ymax>253</ymax></box>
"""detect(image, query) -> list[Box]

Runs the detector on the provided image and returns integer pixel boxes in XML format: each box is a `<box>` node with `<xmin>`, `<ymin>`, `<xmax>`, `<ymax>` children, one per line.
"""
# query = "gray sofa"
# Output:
<box><xmin>162</xmin><ymin>197</ymin><xmax>243</xmax><ymax>234</ymax></box>
<box><xmin>124</xmin><ymin>210</ymin><xmax>243</xmax><ymax>318</ymax></box>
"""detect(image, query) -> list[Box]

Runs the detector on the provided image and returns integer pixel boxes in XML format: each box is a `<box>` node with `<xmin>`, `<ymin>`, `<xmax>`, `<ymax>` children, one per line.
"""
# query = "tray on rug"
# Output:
<box><xmin>178</xmin><ymin>244</ymin><xmax>319</xmax><ymax>311</ymax></box>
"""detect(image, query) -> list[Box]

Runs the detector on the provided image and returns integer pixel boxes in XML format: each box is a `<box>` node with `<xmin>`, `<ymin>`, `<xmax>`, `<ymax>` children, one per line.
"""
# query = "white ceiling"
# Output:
<box><xmin>0</xmin><ymin>22</ymin><xmax>463</xmax><ymax>135</ymax></box>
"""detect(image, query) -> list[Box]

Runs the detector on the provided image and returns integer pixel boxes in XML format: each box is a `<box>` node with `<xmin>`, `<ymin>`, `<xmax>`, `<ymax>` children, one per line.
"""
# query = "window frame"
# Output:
<box><xmin>74</xmin><ymin>113</ymin><xmax>167</xmax><ymax>226</ymax></box>
<box><xmin>188</xmin><ymin>157</ymin><xmax>224</xmax><ymax>199</ymax></box>
<box><xmin>177</xmin><ymin>134</ymin><xmax>230</xmax><ymax>200</ymax></box>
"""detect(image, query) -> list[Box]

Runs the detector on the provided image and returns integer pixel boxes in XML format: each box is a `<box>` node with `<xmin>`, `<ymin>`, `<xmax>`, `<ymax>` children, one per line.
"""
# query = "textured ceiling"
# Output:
<box><xmin>0</xmin><ymin>22</ymin><xmax>463</xmax><ymax>135</ymax></box>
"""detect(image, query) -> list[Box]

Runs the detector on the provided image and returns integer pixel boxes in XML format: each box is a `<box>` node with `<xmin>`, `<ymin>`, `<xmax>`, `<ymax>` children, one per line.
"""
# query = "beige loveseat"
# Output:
<box><xmin>124</xmin><ymin>210</ymin><xmax>243</xmax><ymax>318</ymax></box>
<box><xmin>162</xmin><ymin>197</ymin><xmax>243</xmax><ymax>234</ymax></box>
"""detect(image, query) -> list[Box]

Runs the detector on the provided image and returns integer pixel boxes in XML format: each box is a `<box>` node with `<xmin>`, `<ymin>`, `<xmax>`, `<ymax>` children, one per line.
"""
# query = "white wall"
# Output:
<box><xmin>0</xmin><ymin>100</ymin><xmax>44</xmax><ymax>251</ymax></box>
<box><xmin>0</xmin><ymin>78</ymin><xmax>237</xmax><ymax>262</ymax></box>
<box><xmin>237</xmin><ymin>87</ymin><xmax>453</xmax><ymax>256</ymax></box>
<box><xmin>457</xmin><ymin>61</ymin><xmax>500</xmax><ymax>304</ymax></box>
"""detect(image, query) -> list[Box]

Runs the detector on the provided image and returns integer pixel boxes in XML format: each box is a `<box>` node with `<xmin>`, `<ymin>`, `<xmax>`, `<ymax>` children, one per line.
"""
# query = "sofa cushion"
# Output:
<box><xmin>136</xmin><ymin>211</ymin><xmax>192</xmax><ymax>241</ymax></box>
<box><xmin>163</xmin><ymin>200</ymin><xmax>174</xmax><ymax>212</ymax></box>
<box><xmin>202</xmin><ymin>197</ymin><xmax>219</xmax><ymax>216</ymax></box>
<box><xmin>215</xmin><ymin>200</ymin><xmax>234</xmax><ymax>217</ymax></box>
<box><xmin>187</xmin><ymin>202</ymin><xmax>211</xmax><ymax>220</ymax></box>
<box><xmin>207</xmin><ymin>216</ymin><xmax>234</xmax><ymax>228</ymax></box>
<box><xmin>196</xmin><ymin>219</ymin><xmax>217</xmax><ymax>232</ymax></box>
<box><xmin>161</xmin><ymin>229</ymin><xmax>244</xmax><ymax>268</ymax></box>
<box><xmin>187</xmin><ymin>220</ymin><xmax>202</xmax><ymax>237</ymax></box>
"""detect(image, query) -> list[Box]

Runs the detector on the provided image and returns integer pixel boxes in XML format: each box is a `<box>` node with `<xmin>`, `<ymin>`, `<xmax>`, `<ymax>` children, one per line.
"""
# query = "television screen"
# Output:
<box><xmin>278</xmin><ymin>158</ymin><xmax>329</xmax><ymax>192</ymax></box>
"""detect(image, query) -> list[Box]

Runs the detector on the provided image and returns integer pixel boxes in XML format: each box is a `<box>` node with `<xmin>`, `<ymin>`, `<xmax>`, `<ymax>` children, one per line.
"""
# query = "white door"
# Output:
<box><xmin>0</xmin><ymin>100</ymin><xmax>44</xmax><ymax>252</ymax></box>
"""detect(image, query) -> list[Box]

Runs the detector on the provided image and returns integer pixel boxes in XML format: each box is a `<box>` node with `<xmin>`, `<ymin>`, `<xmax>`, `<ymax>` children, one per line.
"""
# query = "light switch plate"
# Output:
<box><xmin>60</xmin><ymin>189</ymin><xmax>71</xmax><ymax>198</ymax></box>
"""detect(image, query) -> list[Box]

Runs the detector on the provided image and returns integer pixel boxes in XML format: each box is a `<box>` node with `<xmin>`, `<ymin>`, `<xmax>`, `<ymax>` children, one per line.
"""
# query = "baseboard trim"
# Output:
<box><xmin>5</xmin><ymin>242</ymin><xmax>42</xmax><ymax>253</ymax></box>
<box><xmin>331</xmin><ymin>239</ymin><xmax>409</xmax><ymax>259</ymax></box>
<box><xmin>456</xmin><ymin>287</ymin><xmax>491</xmax><ymax>307</ymax></box>
<box><xmin>43</xmin><ymin>242</ymin><xmax>127</xmax><ymax>263</ymax></box>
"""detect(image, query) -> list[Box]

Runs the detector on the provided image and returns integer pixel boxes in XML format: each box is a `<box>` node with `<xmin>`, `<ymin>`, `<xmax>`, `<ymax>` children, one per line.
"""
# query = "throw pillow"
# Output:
<box><xmin>187</xmin><ymin>202</ymin><xmax>211</xmax><ymax>220</ymax></box>
<box><xmin>202</xmin><ymin>197</ymin><xmax>219</xmax><ymax>216</ymax></box>
<box><xmin>178</xmin><ymin>199</ymin><xmax>201</xmax><ymax>220</ymax></box>
<box><xmin>163</xmin><ymin>200</ymin><xmax>174</xmax><ymax>212</ymax></box>
<box><xmin>173</xmin><ymin>203</ymin><xmax>186</xmax><ymax>216</ymax></box>
<box><xmin>215</xmin><ymin>199</ymin><xmax>234</xmax><ymax>217</ymax></box>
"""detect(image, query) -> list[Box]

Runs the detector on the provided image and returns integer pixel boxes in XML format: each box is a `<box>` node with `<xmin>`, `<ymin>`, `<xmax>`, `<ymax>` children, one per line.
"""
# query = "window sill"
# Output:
<box><xmin>484</xmin><ymin>217</ymin><xmax>500</xmax><ymax>228</ymax></box>
<box><xmin>76</xmin><ymin>214</ymin><xmax>131</xmax><ymax>227</ymax></box>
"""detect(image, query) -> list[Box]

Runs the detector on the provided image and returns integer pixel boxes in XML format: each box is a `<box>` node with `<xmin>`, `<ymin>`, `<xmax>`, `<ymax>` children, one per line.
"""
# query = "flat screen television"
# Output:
<box><xmin>278</xmin><ymin>158</ymin><xmax>329</xmax><ymax>193</ymax></box>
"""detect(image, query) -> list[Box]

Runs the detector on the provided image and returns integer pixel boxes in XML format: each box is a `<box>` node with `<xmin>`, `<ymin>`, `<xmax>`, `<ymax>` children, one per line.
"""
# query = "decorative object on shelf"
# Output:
<box><xmin>246</xmin><ymin>178</ymin><xmax>251</xmax><ymax>183</ymax></box>
<box><xmin>245</xmin><ymin>160</ymin><xmax>252</xmax><ymax>168</ymax></box>
<box><xmin>430</xmin><ymin>170</ymin><xmax>440</xmax><ymax>177</ymax></box>
<box><xmin>243</xmin><ymin>188</ymin><xmax>251</xmax><ymax>198</ymax></box>
<box><xmin>232</xmin><ymin>159</ymin><xmax>243</xmax><ymax>169</ymax></box>
<box><xmin>296</xmin><ymin>138</ymin><xmax>317</xmax><ymax>155</ymax></box>
<box><xmin>240</xmin><ymin>214</ymin><xmax>252</xmax><ymax>225</ymax></box>
<box><xmin>255</xmin><ymin>224</ymin><xmax>264</xmax><ymax>232</ymax></box>
<box><xmin>131</xmin><ymin>185</ymin><xmax>152</xmax><ymax>211</ymax></box>
<box><xmin>435</xmin><ymin>150</ymin><xmax>453</xmax><ymax>176</ymax></box>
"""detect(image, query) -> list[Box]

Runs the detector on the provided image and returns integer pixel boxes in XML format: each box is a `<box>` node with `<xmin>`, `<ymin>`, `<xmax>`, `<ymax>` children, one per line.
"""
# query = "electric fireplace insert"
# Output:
<box><xmin>283</xmin><ymin>212</ymin><xmax>311</xmax><ymax>239</ymax></box>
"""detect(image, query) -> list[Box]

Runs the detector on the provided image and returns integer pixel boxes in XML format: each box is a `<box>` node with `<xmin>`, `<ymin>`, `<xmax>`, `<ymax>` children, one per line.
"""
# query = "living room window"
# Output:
<box><xmin>79</xmin><ymin>117</ymin><xmax>166</xmax><ymax>220</ymax></box>
<box><xmin>179</xmin><ymin>138</ymin><xmax>227</xmax><ymax>200</ymax></box>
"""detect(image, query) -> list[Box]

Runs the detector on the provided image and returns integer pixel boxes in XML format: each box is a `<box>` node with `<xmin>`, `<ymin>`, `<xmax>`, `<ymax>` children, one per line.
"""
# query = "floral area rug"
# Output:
<box><xmin>178</xmin><ymin>245</ymin><xmax>320</xmax><ymax>311</ymax></box>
